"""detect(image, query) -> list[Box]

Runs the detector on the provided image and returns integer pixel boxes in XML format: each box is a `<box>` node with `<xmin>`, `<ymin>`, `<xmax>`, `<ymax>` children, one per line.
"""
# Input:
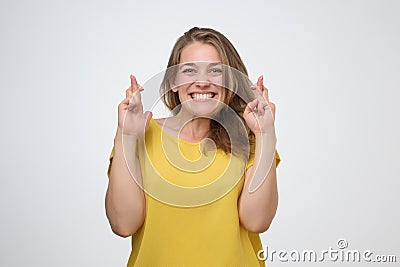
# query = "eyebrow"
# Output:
<box><xmin>179</xmin><ymin>62</ymin><xmax>222</xmax><ymax>69</ymax></box>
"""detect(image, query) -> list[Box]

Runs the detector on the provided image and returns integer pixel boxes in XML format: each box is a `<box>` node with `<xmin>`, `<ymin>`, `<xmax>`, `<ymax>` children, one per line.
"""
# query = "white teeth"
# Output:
<box><xmin>191</xmin><ymin>93</ymin><xmax>214</xmax><ymax>99</ymax></box>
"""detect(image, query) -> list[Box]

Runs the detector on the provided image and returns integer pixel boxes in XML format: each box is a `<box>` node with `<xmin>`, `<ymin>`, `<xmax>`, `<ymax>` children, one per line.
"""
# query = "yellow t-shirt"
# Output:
<box><xmin>107</xmin><ymin>118</ymin><xmax>281</xmax><ymax>266</ymax></box>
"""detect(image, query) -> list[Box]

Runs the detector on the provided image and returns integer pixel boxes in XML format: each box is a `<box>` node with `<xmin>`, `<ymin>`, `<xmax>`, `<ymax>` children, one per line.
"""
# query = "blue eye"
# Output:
<box><xmin>182</xmin><ymin>68</ymin><xmax>196</xmax><ymax>74</ymax></box>
<box><xmin>209</xmin><ymin>68</ymin><xmax>222</xmax><ymax>74</ymax></box>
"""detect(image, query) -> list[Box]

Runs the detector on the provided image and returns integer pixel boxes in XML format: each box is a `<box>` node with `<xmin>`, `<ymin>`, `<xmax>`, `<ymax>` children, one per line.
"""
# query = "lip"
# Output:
<box><xmin>188</xmin><ymin>90</ymin><xmax>218</xmax><ymax>94</ymax></box>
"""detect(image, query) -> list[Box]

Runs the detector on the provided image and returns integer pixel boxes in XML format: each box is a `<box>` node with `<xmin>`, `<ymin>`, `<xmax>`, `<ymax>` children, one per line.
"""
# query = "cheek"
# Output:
<box><xmin>173</xmin><ymin>82</ymin><xmax>190</xmax><ymax>93</ymax></box>
<box><xmin>209</xmin><ymin>75</ymin><xmax>223</xmax><ymax>87</ymax></box>
<box><xmin>175</xmin><ymin>84</ymin><xmax>191</xmax><ymax>99</ymax></box>
<box><xmin>174</xmin><ymin>75</ymin><xmax>192</xmax><ymax>86</ymax></box>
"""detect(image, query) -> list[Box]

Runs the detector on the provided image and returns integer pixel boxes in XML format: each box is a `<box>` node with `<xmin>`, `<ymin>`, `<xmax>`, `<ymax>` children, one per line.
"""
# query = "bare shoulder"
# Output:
<box><xmin>153</xmin><ymin>117</ymin><xmax>179</xmax><ymax>136</ymax></box>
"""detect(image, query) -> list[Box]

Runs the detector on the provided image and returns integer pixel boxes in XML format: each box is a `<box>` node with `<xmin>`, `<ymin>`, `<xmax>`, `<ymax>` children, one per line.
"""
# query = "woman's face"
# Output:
<box><xmin>172</xmin><ymin>41</ymin><xmax>225</xmax><ymax>117</ymax></box>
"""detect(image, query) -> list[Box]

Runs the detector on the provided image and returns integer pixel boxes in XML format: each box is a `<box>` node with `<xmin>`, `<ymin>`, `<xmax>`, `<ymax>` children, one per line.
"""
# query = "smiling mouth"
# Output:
<box><xmin>190</xmin><ymin>92</ymin><xmax>217</xmax><ymax>100</ymax></box>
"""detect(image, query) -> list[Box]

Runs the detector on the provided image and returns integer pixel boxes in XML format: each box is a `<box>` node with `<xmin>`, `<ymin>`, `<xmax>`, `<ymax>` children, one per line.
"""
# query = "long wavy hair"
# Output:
<box><xmin>160</xmin><ymin>27</ymin><xmax>256</xmax><ymax>157</ymax></box>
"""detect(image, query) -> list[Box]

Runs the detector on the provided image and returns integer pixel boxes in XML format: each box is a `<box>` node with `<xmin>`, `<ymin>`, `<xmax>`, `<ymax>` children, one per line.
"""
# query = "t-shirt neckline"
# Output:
<box><xmin>151</xmin><ymin>118</ymin><xmax>203</xmax><ymax>146</ymax></box>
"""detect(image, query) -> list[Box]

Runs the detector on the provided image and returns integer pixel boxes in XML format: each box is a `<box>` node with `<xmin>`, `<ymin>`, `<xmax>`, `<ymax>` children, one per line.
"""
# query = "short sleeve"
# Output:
<box><xmin>107</xmin><ymin>146</ymin><xmax>115</xmax><ymax>178</ymax></box>
<box><xmin>275</xmin><ymin>150</ymin><xmax>281</xmax><ymax>168</ymax></box>
<box><xmin>246</xmin><ymin>150</ymin><xmax>281</xmax><ymax>170</ymax></box>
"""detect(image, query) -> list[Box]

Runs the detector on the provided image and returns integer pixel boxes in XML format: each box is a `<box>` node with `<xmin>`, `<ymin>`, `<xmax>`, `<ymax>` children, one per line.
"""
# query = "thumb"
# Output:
<box><xmin>244</xmin><ymin>99</ymin><xmax>257</xmax><ymax>117</ymax></box>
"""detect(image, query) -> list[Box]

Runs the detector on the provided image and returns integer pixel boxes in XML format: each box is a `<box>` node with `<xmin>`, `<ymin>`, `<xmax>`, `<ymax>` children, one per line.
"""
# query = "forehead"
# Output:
<box><xmin>180</xmin><ymin>42</ymin><xmax>221</xmax><ymax>64</ymax></box>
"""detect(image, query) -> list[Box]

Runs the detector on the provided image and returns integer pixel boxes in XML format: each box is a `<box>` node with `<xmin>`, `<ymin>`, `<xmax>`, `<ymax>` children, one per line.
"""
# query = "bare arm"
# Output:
<box><xmin>238</xmin><ymin>133</ymin><xmax>278</xmax><ymax>233</ymax></box>
<box><xmin>105</xmin><ymin>129</ymin><xmax>146</xmax><ymax>237</ymax></box>
<box><xmin>239</xmin><ymin>75</ymin><xmax>279</xmax><ymax>233</ymax></box>
<box><xmin>105</xmin><ymin>75</ymin><xmax>152</xmax><ymax>237</ymax></box>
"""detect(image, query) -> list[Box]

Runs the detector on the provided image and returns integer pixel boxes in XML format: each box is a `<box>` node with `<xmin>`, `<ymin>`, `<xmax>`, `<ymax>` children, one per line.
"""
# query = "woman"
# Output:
<box><xmin>106</xmin><ymin>27</ymin><xmax>281</xmax><ymax>266</ymax></box>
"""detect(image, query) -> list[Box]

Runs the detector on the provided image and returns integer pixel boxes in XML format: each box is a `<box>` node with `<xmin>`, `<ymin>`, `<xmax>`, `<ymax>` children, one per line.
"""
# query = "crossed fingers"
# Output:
<box><xmin>251</xmin><ymin>75</ymin><xmax>276</xmax><ymax>119</ymax></box>
<box><xmin>126</xmin><ymin>75</ymin><xmax>144</xmax><ymax>112</ymax></box>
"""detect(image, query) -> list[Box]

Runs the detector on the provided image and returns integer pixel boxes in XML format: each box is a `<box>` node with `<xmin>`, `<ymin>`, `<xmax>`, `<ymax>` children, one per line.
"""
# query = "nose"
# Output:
<box><xmin>195</xmin><ymin>80</ymin><xmax>211</xmax><ymax>88</ymax></box>
<box><xmin>194</xmin><ymin>72</ymin><xmax>211</xmax><ymax>88</ymax></box>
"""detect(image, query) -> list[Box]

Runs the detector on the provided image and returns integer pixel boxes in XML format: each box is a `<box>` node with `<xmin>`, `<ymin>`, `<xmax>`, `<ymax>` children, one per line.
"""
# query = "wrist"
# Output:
<box><xmin>254</xmin><ymin>131</ymin><xmax>277</xmax><ymax>143</ymax></box>
<box><xmin>254</xmin><ymin>128</ymin><xmax>276</xmax><ymax>139</ymax></box>
<box><xmin>114</xmin><ymin>128</ymin><xmax>139</xmax><ymax>145</ymax></box>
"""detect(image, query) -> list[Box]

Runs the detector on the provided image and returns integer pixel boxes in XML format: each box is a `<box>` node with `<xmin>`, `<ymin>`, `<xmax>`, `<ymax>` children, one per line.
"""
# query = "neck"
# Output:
<box><xmin>170</xmin><ymin>110</ymin><xmax>211</xmax><ymax>142</ymax></box>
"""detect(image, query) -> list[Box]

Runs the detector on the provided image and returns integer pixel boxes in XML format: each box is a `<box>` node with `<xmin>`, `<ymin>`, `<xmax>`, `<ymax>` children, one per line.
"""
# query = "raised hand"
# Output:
<box><xmin>117</xmin><ymin>75</ymin><xmax>152</xmax><ymax>136</ymax></box>
<box><xmin>243</xmin><ymin>75</ymin><xmax>276</xmax><ymax>135</ymax></box>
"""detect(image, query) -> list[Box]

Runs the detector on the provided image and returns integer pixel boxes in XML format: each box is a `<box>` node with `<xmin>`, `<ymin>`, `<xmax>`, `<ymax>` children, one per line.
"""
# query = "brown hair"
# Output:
<box><xmin>160</xmin><ymin>27</ymin><xmax>256</xmax><ymax>157</ymax></box>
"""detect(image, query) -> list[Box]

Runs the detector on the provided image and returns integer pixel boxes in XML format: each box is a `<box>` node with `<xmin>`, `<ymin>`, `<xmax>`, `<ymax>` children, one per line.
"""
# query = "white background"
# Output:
<box><xmin>1</xmin><ymin>0</ymin><xmax>399</xmax><ymax>266</ymax></box>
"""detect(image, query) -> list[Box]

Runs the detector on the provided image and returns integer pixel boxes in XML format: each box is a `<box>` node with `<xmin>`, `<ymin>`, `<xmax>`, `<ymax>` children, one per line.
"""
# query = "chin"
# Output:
<box><xmin>184</xmin><ymin>101</ymin><xmax>224</xmax><ymax>118</ymax></box>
